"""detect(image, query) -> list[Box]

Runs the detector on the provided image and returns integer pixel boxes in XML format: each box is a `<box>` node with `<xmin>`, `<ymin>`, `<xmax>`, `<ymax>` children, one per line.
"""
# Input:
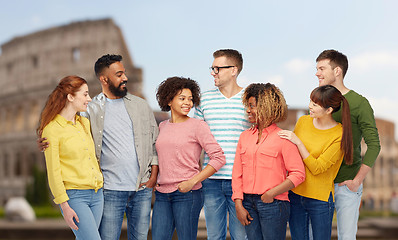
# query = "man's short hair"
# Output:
<box><xmin>94</xmin><ymin>54</ymin><xmax>123</xmax><ymax>76</ymax></box>
<box><xmin>213</xmin><ymin>49</ymin><xmax>243</xmax><ymax>74</ymax></box>
<box><xmin>316</xmin><ymin>49</ymin><xmax>348</xmax><ymax>78</ymax></box>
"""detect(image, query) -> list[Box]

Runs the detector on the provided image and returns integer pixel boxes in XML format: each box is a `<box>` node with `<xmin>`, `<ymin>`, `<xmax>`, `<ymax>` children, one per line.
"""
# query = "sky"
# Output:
<box><xmin>1</xmin><ymin>0</ymin><xmax>397</xmax><ymax>138</ymax></box>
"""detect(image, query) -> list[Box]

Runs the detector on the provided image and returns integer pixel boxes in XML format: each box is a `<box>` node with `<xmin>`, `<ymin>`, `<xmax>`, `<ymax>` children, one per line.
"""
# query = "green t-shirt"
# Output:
<box><xmin>333</xmin><ymin>90</ymin><xmax>381</xmax><ymax>183</ymax></box>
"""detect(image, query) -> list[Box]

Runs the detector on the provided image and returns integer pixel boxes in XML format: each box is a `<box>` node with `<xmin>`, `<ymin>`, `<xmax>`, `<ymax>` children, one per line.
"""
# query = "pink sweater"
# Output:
<box><xmin>155</xmin><ymin>118</ymin><xmax>226</xmax><ymax>193</ymax></box>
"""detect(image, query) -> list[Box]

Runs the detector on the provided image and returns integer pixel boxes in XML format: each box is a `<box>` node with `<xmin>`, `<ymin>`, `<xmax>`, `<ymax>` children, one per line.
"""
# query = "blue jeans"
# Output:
<box><xmin>151</xmin><ymin>189</ymin><xmax>203</xmax><ymax>240</ymax></box>
<box><xmin>99</xmin><ymin>188</ymin><xmax>152</xmax><ymax>240</ymax></box>
<box><xmin>289</xmin><ymin>191</ymin><xmax>334</xmax><ymax>240</ymax></box>
<box><xmin>335</xmin><ymin>183</ymin><xmax>363</xmax><ymax>240</ymax></box>
<box><xmin>243</xmin><ymin>194</ymin><xmax>290</xmax><ymax>240</ymax></box>
<box><xmin>63</xmin><ymin>188</ymin><xmax>103</xmax><ymax>240</ymax></box>
<box><xmin>202</xmin><ymin>179</ymin><xmax>247</xmax><ymax>240</ymax></box>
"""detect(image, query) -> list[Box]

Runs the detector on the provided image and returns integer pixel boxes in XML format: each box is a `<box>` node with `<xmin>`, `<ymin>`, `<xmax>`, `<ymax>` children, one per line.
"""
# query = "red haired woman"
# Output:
<box><xmin>37</xmin><ymin>76</ymin><xmax>103</xmax><ymax>240</ymax></box>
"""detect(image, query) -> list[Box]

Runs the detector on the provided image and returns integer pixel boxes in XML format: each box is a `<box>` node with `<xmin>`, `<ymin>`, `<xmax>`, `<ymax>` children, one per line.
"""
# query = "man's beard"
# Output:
<box><xmin>108</xmin><ymin>80</ymin><xmax>128</xmax><ymax>97</ymax></box>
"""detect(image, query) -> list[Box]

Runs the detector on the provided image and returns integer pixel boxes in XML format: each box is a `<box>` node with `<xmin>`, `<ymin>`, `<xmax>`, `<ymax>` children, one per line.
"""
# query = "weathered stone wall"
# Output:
<box><xmin>0</xmin><ymin>18</ymin><xmax>142</xmax><ymax>206</ymax></box>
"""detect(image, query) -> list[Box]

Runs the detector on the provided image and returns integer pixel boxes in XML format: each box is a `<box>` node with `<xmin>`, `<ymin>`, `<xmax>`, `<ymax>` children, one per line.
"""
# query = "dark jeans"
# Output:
<box><xmin>243</xmin><ymin>194</ymin><xmax>290</xmax><ymax>240</ymax></box>
<box><xmin>289</xmin><ymin>191</ymin><xmax>334</xmax><ymax>240</ymax></box>
<box><xmin>152</xmin><ymin>189</ymin><xmax>204</xmax><ymax>240</ymax></box>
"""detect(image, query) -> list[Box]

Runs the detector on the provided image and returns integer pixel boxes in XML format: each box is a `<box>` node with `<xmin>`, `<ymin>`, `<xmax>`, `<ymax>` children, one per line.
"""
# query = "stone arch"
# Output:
<box><xmin>4</xmin><ymin>107</ymin><xmax>13</xmax><ymax>133</ymax></box>
<box><xmin>3</xmin><ymin>152</ymin><xmax>9</xmax><ymax>178</ymax></box>
<box><xmin>28</xmin><ymin>152</ymin><xmax>38</xmax><ymax>176</ymax></box>
<box><xmin>0</xmin><ymin>150</ymin><xmax>4</xmax><ymax>179</ymax></box>
<box><xmin>15</xmin><ymin>105</ymin><xmax>24</xmax><ymax>132</ymax></box>
<box><xmin>29</xmin><ymin>100</ymin><xmax>40</xmax><ymax>131</ymax></box>
<box><xmin>0</xmin><ymin>108</ymin><xmax>3</xmax><ymax>134</ymax></box>
<box><xmin>15</xmin><ymin>152</ymin><xmax>22</xmax><ymax>177</ymax></box>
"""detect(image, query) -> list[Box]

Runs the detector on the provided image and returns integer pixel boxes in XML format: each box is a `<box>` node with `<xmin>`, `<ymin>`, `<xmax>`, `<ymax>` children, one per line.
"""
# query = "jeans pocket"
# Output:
<box><xmin>66</xmin><ymin>189</ymin><xmax>78</xmax><ymax>198</ymax></box>
<box><xmin>344</xmin><ymin>184</ymin><xmax>362</xmax><ymax>196</ymax></box>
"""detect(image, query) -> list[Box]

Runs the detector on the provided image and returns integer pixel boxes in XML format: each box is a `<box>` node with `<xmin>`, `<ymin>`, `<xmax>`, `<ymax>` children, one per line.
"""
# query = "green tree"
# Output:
<box><xmin>26</xmin><ymin>165</ymin><xmax>51</xmax><ymax>206</ymax></box>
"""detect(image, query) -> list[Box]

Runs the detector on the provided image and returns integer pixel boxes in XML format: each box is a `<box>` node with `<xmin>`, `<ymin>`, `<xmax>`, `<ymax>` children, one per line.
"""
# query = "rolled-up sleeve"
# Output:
<box><xmin>282</xmin><ymin>140</ymin><xmax>306</xmax><ymax>187</ymax></box>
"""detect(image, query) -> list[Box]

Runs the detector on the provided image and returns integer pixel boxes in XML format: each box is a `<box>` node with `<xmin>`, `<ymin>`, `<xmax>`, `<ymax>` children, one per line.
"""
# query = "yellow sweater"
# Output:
<box><xmin>42</xmin><ymin>114</ymin><xmax>103</xmax><ymax>204</ymax></box>
<box><xmin>292</xmin><ymin>115</ymin><xmax>344</xmax><ymax>202</ymax></box>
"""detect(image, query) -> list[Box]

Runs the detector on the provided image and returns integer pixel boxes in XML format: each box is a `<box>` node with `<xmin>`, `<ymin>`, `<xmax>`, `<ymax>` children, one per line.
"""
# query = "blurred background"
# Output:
<box><xmin>0</xmin><ymin>0</ymin><xmax>397</xmax><ymax>239</ymax></box>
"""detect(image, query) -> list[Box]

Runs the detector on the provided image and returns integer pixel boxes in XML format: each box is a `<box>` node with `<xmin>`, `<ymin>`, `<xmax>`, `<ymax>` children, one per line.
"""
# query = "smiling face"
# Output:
<box><xmin>103</xmin><ymin>61</ymin><xmax>128</xmax><ymax>98</ymax></box>
<box><xmin>169</xmin><ymin>88</ymin><xmax>193</xmax><ymax>118</ymax></box>
<box><xmin>315</xmin><ymin>59</ymin><xmax>337</xmax><ymax>87</ymax></box>
<box><xmin>211</xmin><ymin>56</ymin><xmax>236</xmax><ymax>88</ymax></box>
<box><xmin>308</xmin><ymin>100</ymin><xmax>331</xmax><ymax>119</ymax></box>
<box><xmin>246</xmin><ymin>96</ymin><xmax>258</xmax><ymax>124</ymax></box>
<box><xmin>69</xmin><ymin>83</ymin><xmax>91</xmax><ymax>112</ymax></box>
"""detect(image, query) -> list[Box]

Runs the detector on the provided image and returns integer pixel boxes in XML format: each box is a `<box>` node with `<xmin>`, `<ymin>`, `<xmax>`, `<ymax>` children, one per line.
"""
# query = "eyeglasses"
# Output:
<box><xmin>209</xmin><ymin>66</ymin><xmax>235</xmax><ymax>74</ymax></box>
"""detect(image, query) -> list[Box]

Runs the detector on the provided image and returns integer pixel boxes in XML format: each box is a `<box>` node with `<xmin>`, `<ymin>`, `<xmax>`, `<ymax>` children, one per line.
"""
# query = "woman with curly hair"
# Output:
<box><xmin>278</xmin><ymin>85</ymin><xmax>352</xmax><ymax>240</ymax></box>
<box><xmin>152</xmin><ymin>76</ymin><xmax>226</xmax><ymax>240</ymax></box>
<box><xmin>37</xmin><ymin>76</ymin><xmax>103</xmax><ymax>240</ymax></box>
<box><xmin>232</xmin><ymin>83</ymin><xmax>305</xmax><ymax>240</ymax></box>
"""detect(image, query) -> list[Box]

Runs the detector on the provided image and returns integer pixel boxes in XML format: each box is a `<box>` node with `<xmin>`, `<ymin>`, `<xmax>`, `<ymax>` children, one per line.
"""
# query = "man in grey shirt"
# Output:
<box><xmin>39</xmin><ymin>54</ymin><xmax>158</xmax><ymax>240</ymax></box>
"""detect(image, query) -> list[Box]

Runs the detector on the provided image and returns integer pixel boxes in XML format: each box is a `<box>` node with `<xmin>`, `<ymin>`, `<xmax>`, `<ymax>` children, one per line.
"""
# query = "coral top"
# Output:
<box><xmin>232</xmin><ymin>124</ymin><xmax>305</xmax><ymax>201</ymax></box>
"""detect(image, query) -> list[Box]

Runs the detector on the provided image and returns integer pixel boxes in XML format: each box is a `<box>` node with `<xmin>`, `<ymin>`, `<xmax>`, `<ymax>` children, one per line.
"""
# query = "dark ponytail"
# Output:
<box><xmin>340</xmin><ymin>96</ymin><xmax>353</xmax><ymax>165</ymax></box>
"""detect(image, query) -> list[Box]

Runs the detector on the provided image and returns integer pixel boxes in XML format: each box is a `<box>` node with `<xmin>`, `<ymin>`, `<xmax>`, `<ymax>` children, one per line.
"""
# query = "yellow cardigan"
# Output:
<box><xmin>43</xmin><ymin>114</ymin><xmax>103</xmax><ymax>204</ymax></box>
<box><xmin>292</xmin><ymin>115</ymin><xmax>344</xmax><ymax>202</ymax></box>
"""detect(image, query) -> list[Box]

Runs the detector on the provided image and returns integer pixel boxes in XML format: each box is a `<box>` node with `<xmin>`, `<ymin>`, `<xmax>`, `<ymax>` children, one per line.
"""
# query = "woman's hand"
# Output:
<box><xmin>261</xmin><ymin>191</ymin><xmax>275</xmax><ymax>203</ymax></box>
<box><xmin>278</xmin><ymin>130</ymin><xmax>300</xmax><ymax>145</ymax></box>
<box><xmin>235</xmin><ymin>200</ymin><xmax>253</xmax><ymax>226</ymax></box>
<box><xmin>177</xmin><ymin>179</ymin><xmax>196</xmax><ymax>193</ymax></box>
<box><xmin>139</xmin><ymin>176</ymin><xmax>157</xmax><ymax>189</ymax></box>
<box><xmin>60</xmin><ymin>202</ymin><xmax>79</xmax><ymax>230</ymax></box>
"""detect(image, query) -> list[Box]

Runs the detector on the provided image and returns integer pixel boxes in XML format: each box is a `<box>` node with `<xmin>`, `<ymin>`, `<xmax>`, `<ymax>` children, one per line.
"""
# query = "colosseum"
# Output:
<box><xmin>0</xmin><ymin>18</ymin><xmax>145</xmax><ymax>205</ymax></box>
<box><xmin>0</xmin><ymin>18</ymin><xmax>397</xmax><ymax>212</ymax></box>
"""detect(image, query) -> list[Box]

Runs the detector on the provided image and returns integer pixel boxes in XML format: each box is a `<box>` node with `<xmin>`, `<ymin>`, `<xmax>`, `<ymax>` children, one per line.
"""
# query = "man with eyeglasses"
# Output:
<box><xmin>194</xmin><ymin>49</ymin><xmax>250</xmax><ymax>240</ymax></box>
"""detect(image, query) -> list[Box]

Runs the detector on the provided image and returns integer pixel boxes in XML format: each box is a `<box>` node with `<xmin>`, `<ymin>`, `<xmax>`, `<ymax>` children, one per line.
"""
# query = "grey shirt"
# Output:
<box><xmin>81</xmin><ymin>92</ymin><xmax>158</xmax><ymax>191</ymax></box>
<box><xmin>100</xmin><ymin>97</ymin><xmax>140</xmax><ymax>191</ymax></box>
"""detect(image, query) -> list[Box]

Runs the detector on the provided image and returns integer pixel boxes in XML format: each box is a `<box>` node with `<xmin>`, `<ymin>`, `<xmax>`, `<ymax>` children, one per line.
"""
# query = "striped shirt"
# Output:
<box><xmin>194</xmin><ymin>88</ymin><xmax>250</xmax><ymax>179</ymax></box>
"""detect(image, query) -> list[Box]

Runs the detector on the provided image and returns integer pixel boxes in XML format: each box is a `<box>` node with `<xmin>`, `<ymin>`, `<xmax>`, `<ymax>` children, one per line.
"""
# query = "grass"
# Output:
<box><xmin>32</xmin><ymin>205</ymin><xmax>62</xmax><ymax>218</ymax></box>
<box><xmin>0</xmin><ymin>205</ymin><xmax>62</xmax><ymax>219</ymax></box>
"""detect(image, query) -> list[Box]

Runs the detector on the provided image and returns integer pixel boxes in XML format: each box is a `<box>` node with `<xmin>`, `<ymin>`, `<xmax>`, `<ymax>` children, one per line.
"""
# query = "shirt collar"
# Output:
<box><xmin>98</xmin><ymin>92</ymin><xmax>132</xmax><ymax>102</ymax></box>
<box><xmin>250</xmin><ymin>123</ymin><xmax>278</xmax><ymax>135</ymax></box>
<box><xmin>54</xmin><ymin>114</ymin><xmax>81</xmax><ymax>127</ymax></box>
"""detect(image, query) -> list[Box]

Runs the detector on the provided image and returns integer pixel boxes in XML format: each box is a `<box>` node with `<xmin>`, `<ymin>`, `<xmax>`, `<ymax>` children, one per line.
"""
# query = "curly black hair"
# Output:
<box><xmin>94</xmin><ymin>54</ymin><xmax>123</xmax><ymax>76</ymax></box>
<box><xmin>156</xmin><ymin>77</ymin><xmax>201</xmax><ymax>112</ymax></box>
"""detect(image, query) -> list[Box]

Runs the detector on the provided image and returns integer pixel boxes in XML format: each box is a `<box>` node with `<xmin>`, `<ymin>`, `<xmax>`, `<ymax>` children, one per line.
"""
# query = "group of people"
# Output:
<box><xmin>37</xmin><ymin>49</ymin><xmax>380</xmax><ymax>240</ymax></box>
